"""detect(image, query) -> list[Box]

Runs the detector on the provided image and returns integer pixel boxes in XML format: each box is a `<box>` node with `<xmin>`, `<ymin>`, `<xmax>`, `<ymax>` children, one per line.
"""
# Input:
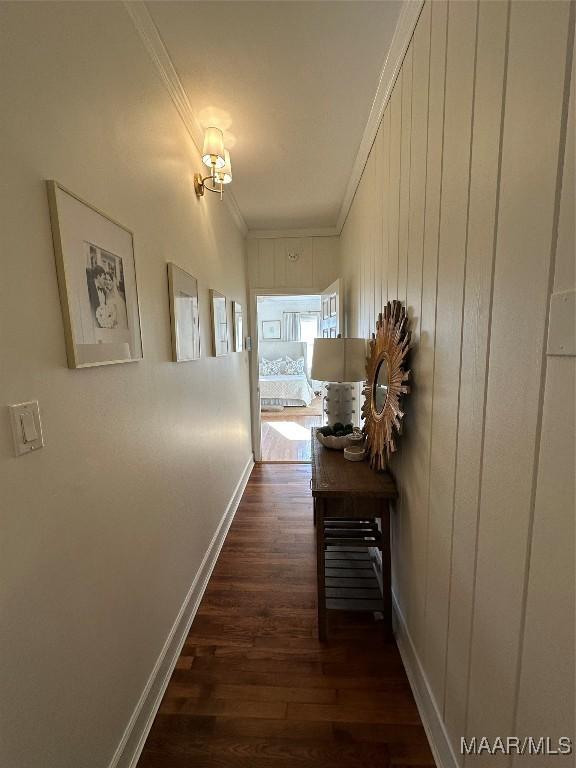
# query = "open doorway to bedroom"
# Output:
<box><xmin>257</xmin><ymin>294</ymin><xmax>323</xmax><ymax>462</ymax></box>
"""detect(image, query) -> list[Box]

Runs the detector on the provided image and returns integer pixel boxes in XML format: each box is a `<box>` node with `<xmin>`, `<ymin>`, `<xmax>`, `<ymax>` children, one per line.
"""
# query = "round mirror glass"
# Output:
<box><xmin>373</xmin><ymin>357</ymin><xmax>389</xmax><ymax>415</ymax></box>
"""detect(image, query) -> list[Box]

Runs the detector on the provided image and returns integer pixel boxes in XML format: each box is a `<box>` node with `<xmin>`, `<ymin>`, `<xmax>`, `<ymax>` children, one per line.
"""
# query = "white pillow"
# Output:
<box><xmin>261</xmin><ymin>357</ymin><xmax>283</xmax><ymax>376</ymax></box>
<box><xmin>285</xmin><ymin>356</ymin><xmax>305</xmax><ymax>375</ymax></box>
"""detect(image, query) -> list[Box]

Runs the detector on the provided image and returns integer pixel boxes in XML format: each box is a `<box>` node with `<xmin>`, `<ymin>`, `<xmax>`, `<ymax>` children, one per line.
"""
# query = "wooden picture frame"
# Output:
<box><xmin>210</xmin><ymin>289</ymin><xmax>228</xmax><ymax>356</ymax></box>
<box><xmin>232</xmin><ymin>301</ymin><xmax>244</xmax><ymax>352</ymax></box>
<box><xmin>46</xmin><ymin>180</ymin><xmax>143</xmax><ymax>368</ymax></box>
<box><xmin>167</xmin><ymin>263</ymin><xmax>200</xmax><ymax>362</ymax></box>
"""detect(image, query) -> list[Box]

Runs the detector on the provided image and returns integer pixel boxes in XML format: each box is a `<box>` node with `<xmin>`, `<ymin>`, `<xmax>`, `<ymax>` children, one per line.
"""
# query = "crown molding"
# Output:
<box><xmin>125</xmin><ymin>0</ymin><xmax>422</xmax><ymax>240</ymax></box>
<box><xmin>123</xmin><ymin>1</ymin><xmax>248</xmax><ymax>237</ymax></box>
<box><xmin>246</xmin><ymin>227</ymin><xmax>339</xmax><ymax>240</ymax></box>
<box><xmin>335</xmin><ymin>0</ymin><xmax>424</xmax><ymax>234</ymax></box>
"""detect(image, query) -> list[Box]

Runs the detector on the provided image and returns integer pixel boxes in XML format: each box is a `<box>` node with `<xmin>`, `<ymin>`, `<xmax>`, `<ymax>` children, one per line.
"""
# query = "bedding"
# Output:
<box><xmin>260</xmin><ymin>357</ymin><xmax>285</xmax><ymax>376</ymax></box>
<box><xmin>285</xmin><ymin>356</ymin><xmax>305</xmax><ymax>375</ymax></box>
<box><xmin>259</xmin><ymin>373</ymin><xmax>314</xmax><ymax>407</ymax></box>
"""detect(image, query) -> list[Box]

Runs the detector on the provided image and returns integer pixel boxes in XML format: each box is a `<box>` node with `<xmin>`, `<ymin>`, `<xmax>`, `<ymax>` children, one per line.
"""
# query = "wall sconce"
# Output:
<box><xmin>194</xmin><ymin>127</ymin><xmax>233</xmax><ymax>200</ymax></box>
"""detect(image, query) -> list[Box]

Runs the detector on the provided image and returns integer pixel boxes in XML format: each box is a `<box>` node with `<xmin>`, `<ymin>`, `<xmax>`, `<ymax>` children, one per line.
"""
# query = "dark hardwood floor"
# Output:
<box><xmin>137</xmin><ymin>463</ymin><xmax>435</xmax><ymax>768</ymax></box>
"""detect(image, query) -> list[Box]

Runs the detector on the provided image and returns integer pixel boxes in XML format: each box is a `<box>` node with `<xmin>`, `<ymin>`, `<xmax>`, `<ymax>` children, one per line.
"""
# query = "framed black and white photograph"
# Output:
<box><xmin>210</xmin><ymin>289</ymin><xmax>228</xmax><ymax>356</ymax></box>
<box><xmin>167</xmin><ymin>263</ymin><xmax>200</xmax><ymax>362</ymax></box>
<box><xmin>46</xmin><ymin>180</ymin><xmax>143</xmax><ymax>368</ymax></box>
<box><xmin>262</xmin><ymin>320</ymin><xmax>281</xmax><ymax>340</ymax></box>
<box><xmin>232</xmin><ymin>301</ymin><xmax>243</xmax><ymax>352</ymax></box>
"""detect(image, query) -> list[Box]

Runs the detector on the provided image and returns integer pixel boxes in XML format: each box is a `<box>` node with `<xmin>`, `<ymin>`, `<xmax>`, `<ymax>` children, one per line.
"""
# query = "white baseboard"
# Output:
<box><xmin>109</xmin><ymin>455</ymin><xmax>254</xmax><ymax>768</ymax></box>
<box><xmin>392</xmin><ymin>593</ymin><xmax>460</xmax><ymax>768</ymax></box>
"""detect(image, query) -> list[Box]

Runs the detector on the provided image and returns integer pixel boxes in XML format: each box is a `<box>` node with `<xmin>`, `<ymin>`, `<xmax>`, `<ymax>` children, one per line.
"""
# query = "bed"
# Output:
<box><xmin>259</xmin><ymin>341</ymin><xmax>314</xmax><ymax>407</ymax></box>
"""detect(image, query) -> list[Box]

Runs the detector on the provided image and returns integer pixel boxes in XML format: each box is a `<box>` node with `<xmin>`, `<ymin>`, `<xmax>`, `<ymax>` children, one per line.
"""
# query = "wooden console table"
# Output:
<box><xmin>310</xmin><ymin>429</ymin><xmax>397</xmax><ymax>641</ymax></box>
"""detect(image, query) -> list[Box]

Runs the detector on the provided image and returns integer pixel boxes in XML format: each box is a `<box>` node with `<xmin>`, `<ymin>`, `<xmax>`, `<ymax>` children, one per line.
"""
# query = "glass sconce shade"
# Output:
<box><xmin>202</xmin><ymin>127</ymin><xmax>225</xmax><ymax>169</ymax></box>
<box><xmin>214</xmin><ymin>149</ymin><xmax>232</xmax><ymax>184</ymax></box>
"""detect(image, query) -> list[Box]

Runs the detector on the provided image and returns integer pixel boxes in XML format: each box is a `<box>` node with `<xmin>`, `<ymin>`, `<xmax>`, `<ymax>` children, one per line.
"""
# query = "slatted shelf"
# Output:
<box><xmin>326</xmin><ymin>598</ymin><xmax>384</xmax><ymax>611</ymax></box>
<box><xmin>323</xmin><ymin>541</ymin><xmax>382</xmax><ymax>613</ymax></box>
<box><xmin>325</xmin><ymin>550</ymin><xmax>372</xmax><ymax>561</ymax></box>
<box><xmin>325</xmin><ymin>567</ymin><xmax>376</xmax><ymax>579</ymax></box>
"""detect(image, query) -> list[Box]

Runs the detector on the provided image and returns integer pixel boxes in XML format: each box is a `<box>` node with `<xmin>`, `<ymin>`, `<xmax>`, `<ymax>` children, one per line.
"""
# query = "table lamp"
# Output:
<box><xmin>311</xmin><ymin>337</ymin><xmax>367</xmax><ymax>427</ymax></box>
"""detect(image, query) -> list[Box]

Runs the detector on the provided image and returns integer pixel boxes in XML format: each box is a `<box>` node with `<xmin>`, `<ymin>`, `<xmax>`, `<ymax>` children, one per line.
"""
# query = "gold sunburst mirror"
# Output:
<box><xmin>362</xmin><ymin>300</ymin><xmax>411</xmax><ymax>471</ymax></box>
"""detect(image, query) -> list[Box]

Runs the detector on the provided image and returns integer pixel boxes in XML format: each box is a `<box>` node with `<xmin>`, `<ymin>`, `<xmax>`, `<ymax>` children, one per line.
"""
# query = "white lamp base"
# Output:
<box><xmin>323</xmin><ymin>382</ymin><xmax>357</xmax><ymax>427</ymax></box>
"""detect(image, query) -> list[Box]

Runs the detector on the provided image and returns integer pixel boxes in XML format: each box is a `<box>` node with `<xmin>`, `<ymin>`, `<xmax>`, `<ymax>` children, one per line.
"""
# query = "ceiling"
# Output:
<box><xmin>147</xmin><ymin>1</ymin><xmax>403</xmax><ymax>232</ymax></box>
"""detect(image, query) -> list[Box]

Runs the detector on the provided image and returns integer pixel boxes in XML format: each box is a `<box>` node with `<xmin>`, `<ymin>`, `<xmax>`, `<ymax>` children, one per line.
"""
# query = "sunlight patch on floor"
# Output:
<box><xmin>268</xmin><ymin>421</ymin><xmax>312</xmax><ymax>441</ymax></box>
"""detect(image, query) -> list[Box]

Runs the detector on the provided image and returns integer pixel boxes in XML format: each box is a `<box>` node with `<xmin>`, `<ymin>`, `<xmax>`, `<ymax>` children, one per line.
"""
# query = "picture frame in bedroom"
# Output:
<box><xmin>262</xmin><ymin>319</ymin><xmax>281</xmax><ymax>340</ymax></box>
<box><xmin>232</xmin><ymin>301</ymin><xmax>243</xmax><ymax>352</ymax></box>
<box><xmin>167</xmin><ymin>262</ymin><xmax>200</xmax><ymax>362</ymax></box>
<box><xmin>46</xmin><ymin>180</ymin><xmax>143</xmax><ymax>368</ymax></box>
<box><xmin>210</xmin><ymin>289</ymin><xmax>229</xmax><ymax>356</ymax></box>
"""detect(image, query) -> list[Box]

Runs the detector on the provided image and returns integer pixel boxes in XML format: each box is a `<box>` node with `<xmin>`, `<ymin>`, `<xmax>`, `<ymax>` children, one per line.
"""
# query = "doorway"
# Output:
<box><xmin>256</xmin><ymin>294</ymin><xmax>322</xmax><ymax>462</ymax></box>
<box><xmin>250</xmin><ymin>282</ymin><xmax>342</xmax><ymax>463</ymax></box>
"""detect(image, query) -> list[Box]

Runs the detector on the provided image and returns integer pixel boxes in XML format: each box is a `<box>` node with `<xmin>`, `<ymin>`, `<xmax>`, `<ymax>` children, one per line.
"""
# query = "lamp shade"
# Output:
<box><xmin>202</xmin><ymin>127</ymin><xmax>225</xmax><ymax>169</ymax></box>
<box><xmin>214</xmin><ymin>149</ymin><xmax>232</xmax><ymax>184</ymax></box>
<box><xmin>311</xmin><ymin>338</ymin><xmax>367</xmax><ymax>382</ymax></box>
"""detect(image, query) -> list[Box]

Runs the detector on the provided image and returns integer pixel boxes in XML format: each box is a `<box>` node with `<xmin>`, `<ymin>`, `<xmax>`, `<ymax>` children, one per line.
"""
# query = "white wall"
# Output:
<box><xmin>247</xmin><ymin>235</ymin><xmax>339</xmax><ymax>291</ymax></box>
<box><xmin>257</xmin><ymin>296</ymin><xmax>321</xmax><ymax>340</ymax></box>
<box><xmin>340</xmin><ymin>1</ymin><xmax>574</xmax><ymax>765</ymax></box>
<box><xmin>0</xmin><ymin>3</ymin><xmax>252</xmax><ymax>767</ymax></box>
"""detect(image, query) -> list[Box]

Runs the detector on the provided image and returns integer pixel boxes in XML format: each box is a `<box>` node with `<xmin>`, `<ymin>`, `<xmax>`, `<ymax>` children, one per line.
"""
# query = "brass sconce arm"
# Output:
<box><xmin>194</xmin><ymin>172</ymin><xmax>224</xmax><ymax>199</ymax></box>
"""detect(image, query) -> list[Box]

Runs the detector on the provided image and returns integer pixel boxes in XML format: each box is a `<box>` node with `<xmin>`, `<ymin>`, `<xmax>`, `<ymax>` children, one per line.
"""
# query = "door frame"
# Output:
<box><xmin>249</xmin><ymin>287</ymin><xmax>324</xmax><ymax>462</ymax></box>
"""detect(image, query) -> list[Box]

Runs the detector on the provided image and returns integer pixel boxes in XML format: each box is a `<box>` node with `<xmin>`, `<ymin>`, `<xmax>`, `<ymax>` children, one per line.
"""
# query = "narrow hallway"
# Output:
<box><xmin>137</xmin><ymin>464</ymin><xmax>434</xmax><ymax>767</ymax></box>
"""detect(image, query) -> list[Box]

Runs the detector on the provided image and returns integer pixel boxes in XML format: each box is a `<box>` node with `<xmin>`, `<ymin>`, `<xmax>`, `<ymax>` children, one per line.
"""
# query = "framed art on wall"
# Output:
<box><xmin>46</xmin><ymin>180</ymin><xmax>143</xmax><ymax>368</ymax></box>
<box><xmin>167</xmin><ymin>263</ymin><xmax>200</xmax><ymax>362</ymax></box>
<box><xmin>210</xmin><ymin>289</ymin><xmax>228</xmax><ymax>356</ymax></box>
<box><xmin>262</xmin><ymin>320</ymin><xmax>281</xmax><ymax>339</ymax></box>
<box><xmin>232</xmin><ymin>301</ymin><xmax>243</xmax><ymax>352</ymax></box>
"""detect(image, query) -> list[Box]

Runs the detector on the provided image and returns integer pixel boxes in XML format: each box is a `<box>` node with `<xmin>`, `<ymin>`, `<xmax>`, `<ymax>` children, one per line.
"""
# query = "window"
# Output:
<box><xmin>299</xmin><ymin>314</ymin><xmax>319</xmax><ymax>373</ymax></box>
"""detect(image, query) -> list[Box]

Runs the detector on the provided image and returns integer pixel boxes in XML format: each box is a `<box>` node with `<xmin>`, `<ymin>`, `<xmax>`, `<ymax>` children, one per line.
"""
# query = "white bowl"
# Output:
<box><xmin>316</xmin><ymin>428</ymin><xmax>362</xmax><ymax>451</ymax></box>
<box><xmin>316</xmin><ymin>432</ymin><xmax>350</xmax><ymax>450</ymax></box>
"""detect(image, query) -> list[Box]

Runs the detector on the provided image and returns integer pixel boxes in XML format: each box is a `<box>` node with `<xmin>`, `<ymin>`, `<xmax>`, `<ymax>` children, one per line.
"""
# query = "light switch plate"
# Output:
<box><xmin>547</xmin><ymin>289</ymin><xmax>575</xmax><ymax>356</ymax></box>
<box><xmin>8</xmin><ymin>400</ymin><xmax>45</xmax><ymax>456</ymax></box>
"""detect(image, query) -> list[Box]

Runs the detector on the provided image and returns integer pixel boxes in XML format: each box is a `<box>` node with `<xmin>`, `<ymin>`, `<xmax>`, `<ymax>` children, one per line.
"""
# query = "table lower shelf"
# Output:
<box><xmin>325</xmin><ymin>546</ymin><xmax>383</xmax><ymax>612</ymax></box>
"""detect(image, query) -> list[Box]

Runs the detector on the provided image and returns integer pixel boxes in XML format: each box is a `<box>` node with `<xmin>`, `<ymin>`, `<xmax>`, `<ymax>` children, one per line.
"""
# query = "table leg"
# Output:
<box><xmin>315</xmin><ymin>498</ymin><xmax>327</xmax><ymax>641</ymax></box>
<box><xmin>380</xmin><ymin>501</ymin><xmax>393</xmax><ymax>641</ymax></box>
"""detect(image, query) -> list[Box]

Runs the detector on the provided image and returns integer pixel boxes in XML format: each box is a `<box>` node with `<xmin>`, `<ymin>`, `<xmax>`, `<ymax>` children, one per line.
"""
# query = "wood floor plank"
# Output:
<box><xmin>163</xmin><ymin>681</ymin><xmax>337</xmax><ymax>704</ymax></box>
<box><xmin>137</xmin><ymin>463</ymin><xmax>434</xmax><ymax>767</ymax></box>
<box><xmin>140</xmin><ymin>736</ymin><xmax>391</xmax><ymax>767</ymax></box>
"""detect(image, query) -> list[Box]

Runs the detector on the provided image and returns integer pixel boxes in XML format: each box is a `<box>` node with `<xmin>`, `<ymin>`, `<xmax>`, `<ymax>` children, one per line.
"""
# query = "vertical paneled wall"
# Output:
<box><xmin>247</xmin><ymin>236</ymin><xmax>339</xmax><ymax>291</ymax></box>
<box><xmin>340</xmin><ymin>1</ymin><xmax>574</xmax><ymax>764</ymax></box>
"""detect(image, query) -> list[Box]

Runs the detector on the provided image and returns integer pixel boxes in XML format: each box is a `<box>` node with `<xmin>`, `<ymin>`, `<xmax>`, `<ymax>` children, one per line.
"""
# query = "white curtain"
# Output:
<box><xmin>283</xmin><ymin>312</ymin><xmax>300</xmax><ymax>340</ymax></box>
